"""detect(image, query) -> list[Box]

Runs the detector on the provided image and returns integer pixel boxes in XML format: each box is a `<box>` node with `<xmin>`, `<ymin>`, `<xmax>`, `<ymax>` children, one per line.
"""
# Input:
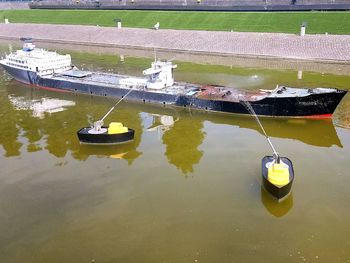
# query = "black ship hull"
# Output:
<box><xmin>1</xmin><ymin>65</ymin><xmax>347</xmax><ymax>118</ymax></box>
<box><xmin>37</xmin><ymin>76</ymin><xmax>347</xmax><ymax>117</ymax></box>
<box><xmin>262</xmin><ymin>156</ymin><xmax>295</xmax><ymax>200</ymax></box>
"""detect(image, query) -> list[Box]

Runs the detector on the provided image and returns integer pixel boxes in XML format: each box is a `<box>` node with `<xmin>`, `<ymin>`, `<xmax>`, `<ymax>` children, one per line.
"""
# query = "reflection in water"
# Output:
<box><xmin>8</xmin><ymin>95</ymin><xmax>75</xmax><ymax>119</ymax></box>
<box><xmin>145</xmin><ymin>112</ymin><xmax>206</xmax><ymax>174</ymax></box>
<box><xmin>203</xmin><ymin>113</ymin><xmax>343</xmax><ymax>148</ymax></box>
<box><xmin>79</xmin><ymin>143</ymin><xmax>141</xmax><ymax>165</ymax></box>
<box><xmin>147</xmin><ymin>114</ymin><xmax>176</xmax><ymax>132</ymax></box>
<box><xmin>261</xmin><ymin>186</ymin><xmax>293</xmax><ymax>217</ymax></box>
<box><xmin>162</xmin><ymin>116</ymin><xmax>205</xmax><ymax>175</ymax></box>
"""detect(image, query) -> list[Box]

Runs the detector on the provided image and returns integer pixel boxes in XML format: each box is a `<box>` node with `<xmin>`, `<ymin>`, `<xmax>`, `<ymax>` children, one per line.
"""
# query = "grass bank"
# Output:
<box><xmin>1</xmin><ymin>9</ymin><xmax>350</xmax><ymax>34</ymax></box>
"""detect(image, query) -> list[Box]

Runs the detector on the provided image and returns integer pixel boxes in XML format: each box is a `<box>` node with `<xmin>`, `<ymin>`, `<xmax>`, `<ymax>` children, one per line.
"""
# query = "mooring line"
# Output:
<box><xmin>240</xmin><ymin>100</ymin><xmax>279</xmax><ymax>157</ymax></box>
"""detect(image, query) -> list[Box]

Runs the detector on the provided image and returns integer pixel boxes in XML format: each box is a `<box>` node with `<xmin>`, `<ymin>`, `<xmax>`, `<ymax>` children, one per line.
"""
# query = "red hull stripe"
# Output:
<box><xmin>301</xmin><ymin>114</ymin><xmax>333</xmax><ymax>119</ymax></box>
<box><xmin>17</xmin><ymin>80</ymin><xmax>71</xmax><ymax>93</ymax></box>
<box><xmin>34</xmin><ymin>84</ymin><xmax>71</xmax><ymax>93</ymax></box>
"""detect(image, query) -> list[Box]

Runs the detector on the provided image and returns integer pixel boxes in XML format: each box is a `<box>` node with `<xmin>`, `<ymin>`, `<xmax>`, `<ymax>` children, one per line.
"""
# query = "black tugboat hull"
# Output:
<box><xmin>262</xmin><ymin>156</ymin><xmax>295</xmax><ymax>200</ymax></box>
<box><xmin>77</xmin><ymin>127</ymin><xmax>135</xmax><ymax>145</ymax></box>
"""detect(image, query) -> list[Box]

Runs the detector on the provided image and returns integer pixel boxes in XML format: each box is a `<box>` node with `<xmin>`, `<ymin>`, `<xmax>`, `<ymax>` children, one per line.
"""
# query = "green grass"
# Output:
<box><xmin>1</xmin><ymin>9</ymin><xmax>350</xmax><ymax>34</ymax></box>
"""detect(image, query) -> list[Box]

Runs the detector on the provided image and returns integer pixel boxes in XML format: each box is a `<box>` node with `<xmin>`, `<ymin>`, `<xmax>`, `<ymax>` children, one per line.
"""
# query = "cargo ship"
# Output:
<box><xmin>0</xmin><ymin>39</ymin><xmax>347</xmax><ymax>117</ymax></box>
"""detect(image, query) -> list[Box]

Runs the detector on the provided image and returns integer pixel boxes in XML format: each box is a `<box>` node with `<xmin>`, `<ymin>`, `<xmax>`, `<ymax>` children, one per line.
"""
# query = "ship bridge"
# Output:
<box><xmin>143</xmin><ymin>61</ymin><xmax>177</xmax><ymax>90</ymax></box>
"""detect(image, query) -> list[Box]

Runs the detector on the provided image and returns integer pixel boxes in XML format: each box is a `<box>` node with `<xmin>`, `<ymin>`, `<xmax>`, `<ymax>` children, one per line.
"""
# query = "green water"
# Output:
<box><xmin>0</xmin><ymin>42</ymin><xmax>350</xmax><ymax>262</ymax></box>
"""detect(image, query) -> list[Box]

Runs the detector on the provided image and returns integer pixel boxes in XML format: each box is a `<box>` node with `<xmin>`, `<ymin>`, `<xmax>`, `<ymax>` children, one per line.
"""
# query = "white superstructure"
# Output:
<box><xmin>143</xmin><ymin>61</ymin><xmax>177</xmax><ymax>89</ymax></box>
<box><xmin>0</xmin><ymin>40</ymin><xmax>72</xmax><ymax>76</ymax></box>
<box><xmin>113</xmin><ymin>60</ymin><xmax>178</xmax><ymax>90</ymax></box>
<box><xmin>1</xmin><ymin>39</ymin><xmax>178</xmax><ymax>91</ymax></box>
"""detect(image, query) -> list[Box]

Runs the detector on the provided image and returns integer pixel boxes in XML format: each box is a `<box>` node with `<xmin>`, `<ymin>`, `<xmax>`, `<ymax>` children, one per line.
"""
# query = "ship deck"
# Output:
<box><xmin>47</xmin><ymin>69</ymin><xmax>329</xmax><ymax>103</ymax></box>
<box><xmin>51</xmin><ymin>70</ymin><xmax>202</xmax><ymax>95</ymax></box>
<box><xmin>47</xmin><ymin>69</ymin><xmax>269</xmax><ymax>102</ymax></box>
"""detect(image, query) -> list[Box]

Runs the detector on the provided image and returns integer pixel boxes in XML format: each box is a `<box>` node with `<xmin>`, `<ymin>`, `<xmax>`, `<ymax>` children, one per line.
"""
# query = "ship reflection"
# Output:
<box><xmin>203</xmin><ymin>113</ymin><xmax>343</xmax><ymax>148</ymax></box>
<box><xmin>146</xmin><ymin>114</ymin><xmax>176</xmax><ymax>132</ymax></box>
<box><xmin>162</xmin><ymin>115</ymin><xmax>205</xmax><ymax>175</ymax></box>
<box><xmin>260</xmin><ymin>186</ymin><xmax>293</xmax><ymax>217</ymax></box>
<box><xmin>8</xmin><ymin>94</ymin><xmax>75</xmax><ymax>119</ymax></box>
<box><xmin>146</xmin><ymin>112</ymin><xmax>204</xmax><ymax>175</ymax></box>
<box><xmin>79</xmin><ymin>143</ymin><xmax>142</xmax><ymax>165</ymax></box>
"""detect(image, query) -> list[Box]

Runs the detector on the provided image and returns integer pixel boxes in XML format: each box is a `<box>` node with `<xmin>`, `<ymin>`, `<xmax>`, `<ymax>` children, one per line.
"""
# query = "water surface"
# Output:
<box><xmin>0</xmin><ymin>42</ymin><xmax>350</xmax><ymax>262</ymax></box>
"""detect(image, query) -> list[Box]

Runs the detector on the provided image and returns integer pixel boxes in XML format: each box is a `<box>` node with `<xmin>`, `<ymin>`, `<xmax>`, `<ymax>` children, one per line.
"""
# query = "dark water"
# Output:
<box><xmin>0</xmin><ymin>42</ymin><xmax>350</xmax><ymax>262</ymax></box>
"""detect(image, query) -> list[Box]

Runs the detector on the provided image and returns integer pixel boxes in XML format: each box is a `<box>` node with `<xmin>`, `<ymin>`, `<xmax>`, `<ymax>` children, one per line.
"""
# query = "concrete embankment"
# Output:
<box><xmin>0</xmin><ymin>23</ymin><xmax>350</xmax><ymax>63</ymax></box>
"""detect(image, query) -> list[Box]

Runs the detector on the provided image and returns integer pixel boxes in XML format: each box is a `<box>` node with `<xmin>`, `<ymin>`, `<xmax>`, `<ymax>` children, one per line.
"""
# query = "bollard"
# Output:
<box><xmin>114</xmin><ymin>18</ymin><xmax>122</xmax><ymax>29</ymax></box>
<box><xmin>297</xmin><ymin>70</ymin><xmax>303</xmax><ymax>80</ymax></box>
<box><xmin>300</xmin><ymin>22</ymin><xmax>307</xmax><ymax>36</ymax></box>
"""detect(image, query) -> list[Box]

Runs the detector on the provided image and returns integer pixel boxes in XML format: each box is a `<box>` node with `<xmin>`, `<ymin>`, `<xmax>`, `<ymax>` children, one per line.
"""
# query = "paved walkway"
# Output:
<box><xmin>1</xmin><ymin>23</ymin><xmax>350</xmax><ymax>63</ymax></box>
<box><xmin>0</xmin><ymin>2</ymin><xmax>28</xmax><ymax>9</ymax></box>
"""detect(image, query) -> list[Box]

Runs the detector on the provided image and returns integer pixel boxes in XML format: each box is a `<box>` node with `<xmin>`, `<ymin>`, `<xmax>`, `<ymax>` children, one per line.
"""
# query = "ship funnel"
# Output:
<box><xmin>20</xmin><ymin>37</ymin><xmax>35</xmax><ymax>52</ymax></box>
